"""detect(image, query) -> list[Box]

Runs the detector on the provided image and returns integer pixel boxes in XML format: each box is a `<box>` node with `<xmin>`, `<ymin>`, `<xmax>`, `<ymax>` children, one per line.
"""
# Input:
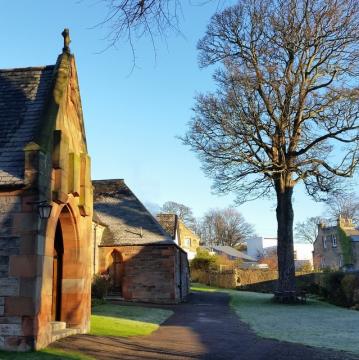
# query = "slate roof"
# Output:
<box><xmin>156</xmin><ymin>213</ymin><xmax>177</xmax><ymax>239</ymax></box>
<box><xmin>211</xmin><ymin>245</ymin><xmax>257</xmax><ymax>262</ymax></box>
<box><xmin>93</xmin><ymin>179</ymin><xmax>174</xmax><ymax>246</ymax></box>
<box><xmin>0</xmin><ymin>66</ymin><xmax>55</xmax><ymax>186</ymax></box>
<box><xmin>343</xmin><ymin>228</ymin><xmax>359</xmax><ymax>238</ymax></box>
<box><xmin>321</xmin><ymin>225</ymin><xmax>359</xmax><ymax>241</ymax></box>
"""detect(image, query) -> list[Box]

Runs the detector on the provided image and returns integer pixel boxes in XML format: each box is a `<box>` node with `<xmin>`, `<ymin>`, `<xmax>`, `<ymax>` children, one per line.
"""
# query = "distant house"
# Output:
<box><xmin>92</xmin><ymin>180</ymin><xmax>189</xmax><ymax>303</ymax></box>
<box><xmin>313</xmin><ymin>217</ymin><xmax>359</xmax><ymax>270</ymax></box>
<box><xmin>247</xmin><ymin>236</ymin><xmax>313</xmax><ymax>270</ymax></box>
<box><xmin>209</xmin><ymin>245</ymin><xmax>257</xmax><ymax>264</ymax></box>
<box><xmin>156</xmin><ymin>213</ymin><xmax>200</xmax><ymax>260</ymax></box>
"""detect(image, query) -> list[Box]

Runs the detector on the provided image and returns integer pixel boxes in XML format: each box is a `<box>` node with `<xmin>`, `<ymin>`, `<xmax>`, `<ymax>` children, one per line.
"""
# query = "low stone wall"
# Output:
<box><xmin>239</xmin><ymin>272</ymin><xmax>316</xmax><ymax>293</ymax></box>
<box><xmin>191</xmin><ymin>269</ymin><xmax>237</xmax><ymax>289</ymax></box>
<box><xmin>192</xmin><ymin>268</ymin><xmax>311</xmax><ymax>290</ymax></box>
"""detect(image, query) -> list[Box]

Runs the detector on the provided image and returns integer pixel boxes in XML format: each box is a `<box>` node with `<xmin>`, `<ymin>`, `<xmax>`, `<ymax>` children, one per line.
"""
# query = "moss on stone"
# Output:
<box><xmin>337</xmin><ymin>227</ymin><xmax>353</xmax><ymax>266</ymax></box>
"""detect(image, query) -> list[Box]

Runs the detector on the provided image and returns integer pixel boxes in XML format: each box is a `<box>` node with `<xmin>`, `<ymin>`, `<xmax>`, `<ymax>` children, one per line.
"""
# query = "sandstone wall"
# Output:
<box><xmin>98</xmin><ymin>244</ymin><xmax>189</xmax><ymax>303</ymax></box>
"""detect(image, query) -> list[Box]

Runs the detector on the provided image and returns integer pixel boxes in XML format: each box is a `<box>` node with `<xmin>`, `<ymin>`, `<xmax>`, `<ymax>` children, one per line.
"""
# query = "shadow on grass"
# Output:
<box><xmin>92</xmin><ymin>303</ymin><xmax>173</xmax><ymax>324</ymax></box>
<box><xmin>90</xmin><ymin>303</ymin><xmax>173</xmax><ymax>337</ymax></box>
<box><xmin>0</xmin><ymin>348</ymin><xmax>93</xmax><ymax>360</ymax></box>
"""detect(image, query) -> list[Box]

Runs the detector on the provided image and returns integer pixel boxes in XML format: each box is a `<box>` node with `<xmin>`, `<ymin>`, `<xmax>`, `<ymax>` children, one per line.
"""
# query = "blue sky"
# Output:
<box><xmin>1</xmin><ymin>0</ymin><xmax>350</xmax><ymax>236</ymax></box>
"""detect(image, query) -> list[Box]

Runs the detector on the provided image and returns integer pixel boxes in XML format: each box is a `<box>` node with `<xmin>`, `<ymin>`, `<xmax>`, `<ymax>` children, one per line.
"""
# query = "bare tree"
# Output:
<box><xmin>161</xmin><ymin>201</ymin><xmax>195</xmax><ymax>226</ymax></box>
<box><xmin>183</xmin><ymin>0</ymin><xmax>359</xmax><ymax>296</ymax></box>
<box><xmin>326</xmin><ymin>191</ymin><xmax>359</xmax><ymax>223</ymax></box>
<box><xmin>96</xmin><ymin>0</ymin><xmax>181</xmax><ymax>51</ymax></box>
<box><xmin>198</xmin><ymin>208</ymin><xmax>255</xmax><ymax>247</ymax></box>
<box><xmin>295</xmin><ymin>216</ymin><xmax>325</xmax><ymax>245</ymax></box>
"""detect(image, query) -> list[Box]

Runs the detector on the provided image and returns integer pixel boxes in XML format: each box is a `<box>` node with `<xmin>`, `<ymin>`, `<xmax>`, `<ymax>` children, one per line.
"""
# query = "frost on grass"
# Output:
<box><xmin>230</xmin><ymin>290</ymin><xmax>359</xmax><ymax>354</ymax></box>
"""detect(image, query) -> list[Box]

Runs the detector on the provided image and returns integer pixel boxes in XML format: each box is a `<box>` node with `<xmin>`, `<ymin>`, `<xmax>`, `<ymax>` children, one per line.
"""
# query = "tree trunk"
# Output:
<box><xmin>275</xmin><ymin>185</ymin><xmax>296</xmax><ymax>295</ymax></box>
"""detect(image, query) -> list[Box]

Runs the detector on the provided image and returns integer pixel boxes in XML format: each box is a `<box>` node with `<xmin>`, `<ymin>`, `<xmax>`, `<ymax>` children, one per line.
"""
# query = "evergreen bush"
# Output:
<box><xmin>92</xmin><ymin>274</ymin><xmax>111</xmax><ymax>299</ymax></box>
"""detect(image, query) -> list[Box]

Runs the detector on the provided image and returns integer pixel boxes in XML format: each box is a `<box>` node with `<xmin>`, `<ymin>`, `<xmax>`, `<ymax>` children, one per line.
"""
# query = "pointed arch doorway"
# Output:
<box><xmin>52</xmin><ymin>222</ymin><xmax>64</xmax><ymax>321</ymax></box>
<box><xmin>50</xmin><ymin>205</ymin><xmax>80</xmax><ymax>324</ymax></box>
<box><xmin>109</xmin><ymin>250</ymin><xmax>123</xmax><ymax>293</ymax></box>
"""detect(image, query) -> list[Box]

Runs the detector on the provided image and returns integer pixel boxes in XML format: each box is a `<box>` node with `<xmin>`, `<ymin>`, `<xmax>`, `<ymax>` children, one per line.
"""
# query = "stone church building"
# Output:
<box><xmin>0</xmin><ymin>31</ymin><xmax>93</xmax><ymax>350</ymax></box>
<box><xmin>92</xmin><ymin>179</ymin><xmax>189</xmax><ymax>303</ymax></box>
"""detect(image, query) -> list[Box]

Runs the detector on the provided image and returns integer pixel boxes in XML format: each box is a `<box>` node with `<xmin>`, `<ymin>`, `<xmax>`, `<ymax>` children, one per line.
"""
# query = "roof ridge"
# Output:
<box><xmin>93</xmin><ymin>178</ymin><xmax>124</xmax><ymax>182</ymax></box>
<box><xmin>0</xmin><ymin>65</ymin><xmax>55</xmax><ymax>73</ymax></box>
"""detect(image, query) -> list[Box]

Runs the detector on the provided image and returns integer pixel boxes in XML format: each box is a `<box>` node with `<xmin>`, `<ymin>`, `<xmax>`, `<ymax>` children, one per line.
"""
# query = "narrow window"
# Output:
<box><xmin>323</xmin><ymin>236</ymin><xmax>327</xmax><ymax>249</ymax></box>
<box><xmin>332</xmin><ymin>234</ymin><xmax>337</xmax><ymax>248</ymax></box>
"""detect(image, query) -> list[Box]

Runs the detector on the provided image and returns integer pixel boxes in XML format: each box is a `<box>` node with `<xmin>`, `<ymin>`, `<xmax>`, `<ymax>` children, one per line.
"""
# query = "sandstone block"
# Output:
<box><xmin>0</xmin><ymin>324</ymin><xmax>22</xmax><ymax>336</ymax></box>
<box><xmin>0</xmin><ymin>278</ymin><xmax>19</xmax><ymax>296</ymax></box>
<box><xmin>9</xmin><ymin>255</ymin><xmax>37</xmax><ymax>278</ymax></box>
<box><xmin>5</xmin><ymin>297</ymin><xmax>34</xmax><ymax>316</ymax></box>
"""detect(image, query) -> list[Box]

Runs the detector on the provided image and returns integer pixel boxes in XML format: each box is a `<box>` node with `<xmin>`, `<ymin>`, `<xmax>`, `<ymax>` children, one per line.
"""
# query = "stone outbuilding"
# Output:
<box><xmin>0</xmin><ymin>31</ymin><xmax>93</xmax><ymax>350</ymax></box>
<box><xmin>156</xmin><ymin>213</ymin><xmax>200</xmax><ymax>260</ymax></box>
<box><xmin>92</xmin><ymin>179</ymin><xmax>189</xmax><ymax>303</ymax></box>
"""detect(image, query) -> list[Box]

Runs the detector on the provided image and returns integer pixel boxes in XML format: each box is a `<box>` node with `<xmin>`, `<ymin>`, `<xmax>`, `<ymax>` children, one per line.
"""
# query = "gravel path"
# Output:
<box><xmin>54</xmin><ymin>291</ymin><xmax>359</xmax><ymax>360</ymax></box>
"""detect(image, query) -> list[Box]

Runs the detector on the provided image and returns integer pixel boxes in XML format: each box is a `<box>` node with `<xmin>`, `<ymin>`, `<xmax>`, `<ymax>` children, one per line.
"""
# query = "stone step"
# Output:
<box><xmin>51</xmin><ymin>327</ymin><xmax>81</xmax><ymax>343</ymax></box>
<box><xmin>105</xmin><ymin>294</ymin><xmax>124</xmax><ymax>301</ymax></box>
<box><xmin>50</xmin><ymin>321</ymin><xmax>66</xmax><ymax>332</ymax></box>
<box><xmin>109</xmin><ymin>291</ymin><xmax>122</xmax><ymax>296</ymax></box>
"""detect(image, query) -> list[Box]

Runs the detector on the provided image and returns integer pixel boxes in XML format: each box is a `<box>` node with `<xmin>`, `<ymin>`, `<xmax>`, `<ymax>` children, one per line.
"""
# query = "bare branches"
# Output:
<box><xmin>197</xmin><ymin>207</ymin><xmax>255</xmax><ymax>247</ymax></box>
<box><xmin>93</xmin><ymin>0</ymin><xmax>183</xmax><ymax>63</ymax></box>
<box><xmin>295</xmin><ymin>216</ymin><xmax>324</xmax><ymax>244</ymax></box>
<box><xmin>184</xmin><ymin>0</ymin><xmax>359</xmax><ymax>201</ymax></box>
<box><xmin>326</xmin><ymin>191</ymin><xmax>359</xmax><ymax>223</ymax></box>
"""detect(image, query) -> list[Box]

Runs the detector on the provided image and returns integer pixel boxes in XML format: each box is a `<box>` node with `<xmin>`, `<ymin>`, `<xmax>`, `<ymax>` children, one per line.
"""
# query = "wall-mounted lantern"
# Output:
<box><xmin>37</xmin><ymin>202</ymin><xmax>52</xmax><ymax>219</ymax></box>
<box><xmin>28</xmin><ymin>201</ymin><xmax>53</xmax><ymax>219</ymax></box>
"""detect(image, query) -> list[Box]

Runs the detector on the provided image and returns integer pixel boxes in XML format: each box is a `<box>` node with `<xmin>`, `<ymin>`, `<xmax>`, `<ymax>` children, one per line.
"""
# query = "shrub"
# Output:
<box><xmin>92</xmin><ymin>274</ymin><xmax>111</xmax><ymax>299</ymax></box>
<box><xmin>320</xmin><ymin>271</ymin><xmax>346</xmax><ymax>306</ymax></box>
<box><xmin>91</xmin><ymin>298</ymin><xmax>107</xmax><ymax>307</ymax></box>
<box><xmin>296</xmin><ymin>262</ymin><xmax>313</xmax><ymax>273</ymax></box>
<box><xmin>341</xmin><ymin>274</ymin><xmax>359</xmax><ymax>307</ymax></box>
<box><xmin>190</xmin><ymin>249</ymin><xmax>218</xmax><ymax>272</ymax></box>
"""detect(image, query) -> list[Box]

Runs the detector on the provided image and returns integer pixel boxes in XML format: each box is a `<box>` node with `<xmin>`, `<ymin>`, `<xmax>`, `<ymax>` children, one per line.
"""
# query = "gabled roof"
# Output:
<box><xmin>0</xmin><ymin>66</ymin><xmax>55</xmax><ymax>186</ymax></box>
<box><xmin>343</xmin><ymin>228</ymin><xmax>359</xmax><ymax>237</ymax></box>
<box><xmin>93</xmin><ymin>179</ymin><xmax>174</xmax><ymax>246</ymax></box>
<box><xmin>156</xmin><ymin>213</ymin><xmax>177</xmax><ymax>239</ymax></box>
<box><xmin>319</xmin><ymin>224</ymin><xmax>359</xmax><ymax>241</ymax></box>
<box><xmin>212</xmin><ymin>245</ymin><xmax>257</xmax><ymax>262</ymax></box>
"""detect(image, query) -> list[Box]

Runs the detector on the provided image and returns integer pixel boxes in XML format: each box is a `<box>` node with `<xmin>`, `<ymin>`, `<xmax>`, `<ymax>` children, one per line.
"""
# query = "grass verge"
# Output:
<box><xmin>90</xmin><ymin>303</ymin><xmax>173</xmax><ymax>337</ymax></box>
<box><xmin>191</xmin><ymin>283</ymin><xmax>359</xmax><ymax>355</ymax></box>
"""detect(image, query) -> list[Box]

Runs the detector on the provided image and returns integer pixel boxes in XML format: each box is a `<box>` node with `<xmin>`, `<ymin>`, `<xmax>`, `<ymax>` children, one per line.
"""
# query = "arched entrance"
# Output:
<box><xmin>109</xmin><ymin>250</ymin><xmax>123</xmax><ymax>293</ymax></box>
<box><xmin>52</xmin><ymin>222</ymin><xmax>64</xmax><ymax>321</ymax></box>
<box><xmin>50</xmin><ymin>205</ymin><xmax>82</xmax><ymax>325</ymax></box>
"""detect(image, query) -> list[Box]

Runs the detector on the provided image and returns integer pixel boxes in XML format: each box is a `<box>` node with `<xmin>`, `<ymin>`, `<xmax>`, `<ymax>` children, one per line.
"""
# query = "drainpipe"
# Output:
<box><xmin>93</xmin><ymin>224</ymin><xmax>98</xmax><ymax>275</ymax></box>
<box><xmin>179</xmin><ymin>248</ymin><xmax>183</xmax><ymax>300</ymax></box>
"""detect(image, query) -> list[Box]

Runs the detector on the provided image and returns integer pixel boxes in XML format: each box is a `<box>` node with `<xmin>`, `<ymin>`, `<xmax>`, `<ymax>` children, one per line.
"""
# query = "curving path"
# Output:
<box><xmin>54</xmin><ymin>291</ymin><xmax>359</xmax><ymax>360</ymax></box>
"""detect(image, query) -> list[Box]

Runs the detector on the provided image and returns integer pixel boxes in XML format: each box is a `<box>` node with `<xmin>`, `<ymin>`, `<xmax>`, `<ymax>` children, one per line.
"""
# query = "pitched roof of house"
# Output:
<box><xmin>0</xmin><ymin>66</ymin><xmax>55</xmax><ymax>187</ymax></box>
<box><xmin>343</xmin><ymin>228</ymin><xmax>359</xmax><ymax>237</ymax></box>
<box><xmin>212</xmin><ymin>245</ymin><xmax>257</xmax><ymax>262</ymax></box>
<box><xmin>156</xmin><ymin>213</ymin><xmax>177</xmax><ymax>239</ymax></box>
<box><xmin>320</xmin><ymin>224</ymin><xmax>359</xmax><ymax>241</ymax></box>
<box><xmin>93</xmin><ymin>179</ymin><xmax>174</xmax><ymax>246</ymax></box>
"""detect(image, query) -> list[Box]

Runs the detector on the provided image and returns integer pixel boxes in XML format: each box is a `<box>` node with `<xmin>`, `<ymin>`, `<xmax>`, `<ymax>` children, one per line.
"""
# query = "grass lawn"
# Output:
<box><xmin>90</xmin><ymin>303</ymin><xmax>173</xmax><ymax>337</ymax></box>
<box><xmin>191</xmin><ymin>283</ymin><xmax>359</xmax><ymax>355</ymax></box>
<box><xmin>0</xmin><ymin>303</ymin><xmax>173</xmax><ymax>358</ymax></box>
<box><xmin>0</xmin><ymin>348</ymin><xmax>94</xmax><ymax>359</ymax></box>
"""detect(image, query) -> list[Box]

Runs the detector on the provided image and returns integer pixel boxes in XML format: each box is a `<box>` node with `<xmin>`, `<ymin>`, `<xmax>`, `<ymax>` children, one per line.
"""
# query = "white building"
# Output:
<box><xmin>247</xmin><ymin>236</ymin><xmax>313</xmax><ymax>268</ymax></box>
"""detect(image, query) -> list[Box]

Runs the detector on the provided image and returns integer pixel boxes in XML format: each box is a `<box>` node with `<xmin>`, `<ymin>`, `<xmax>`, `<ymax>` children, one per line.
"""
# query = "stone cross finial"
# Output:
<box><xmin>62</xmin><ymin>28</ymin><xmax>71</xmax><ymax>53</ymax></box>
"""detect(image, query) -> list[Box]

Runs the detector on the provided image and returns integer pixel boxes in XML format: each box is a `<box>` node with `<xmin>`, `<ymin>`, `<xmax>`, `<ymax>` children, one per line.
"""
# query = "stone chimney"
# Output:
<box><xmin>337</xmin><ymin>215</ymin><xmax>353</xmax><ymax>229</ymax></box>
